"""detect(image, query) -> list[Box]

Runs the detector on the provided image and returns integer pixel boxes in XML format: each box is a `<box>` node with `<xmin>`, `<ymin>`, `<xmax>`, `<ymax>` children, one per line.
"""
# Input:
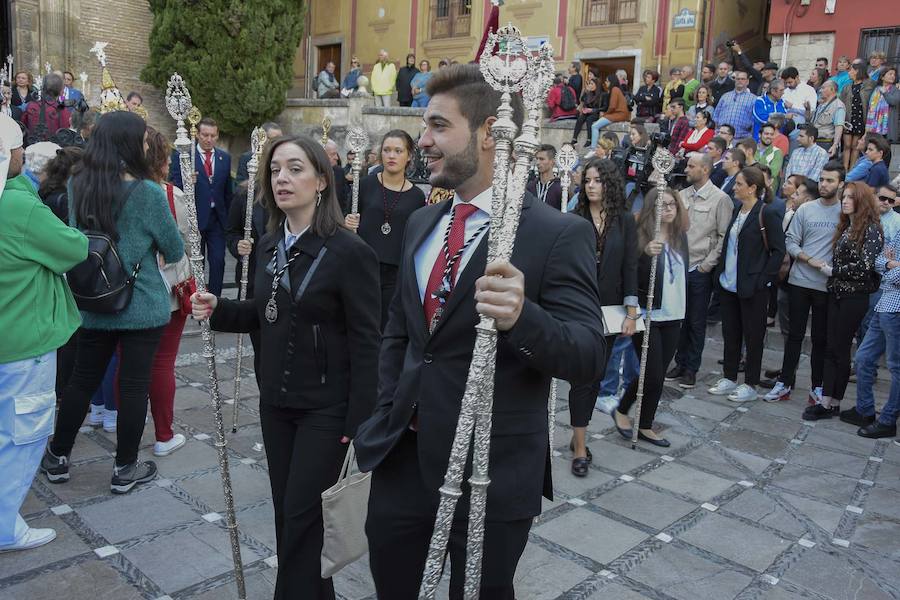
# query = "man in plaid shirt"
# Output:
<box><xmin>784</xmin><ymin>124</ymin><xmax>830</xmax><ymax>182</ymax></box>
<box><xmin>667</xmin><ymin>98</ymin><xmax>691</xmax><ymax>154</ymax></box>
<box><xmin>846</xmin><ymin>213</ymin><xmax>900</xmax><ymax>439</ymax></box>
<box><xmin>713</xmin><ymin>70</ymin><xmax>757</xmax><ymax>139</ymax></box>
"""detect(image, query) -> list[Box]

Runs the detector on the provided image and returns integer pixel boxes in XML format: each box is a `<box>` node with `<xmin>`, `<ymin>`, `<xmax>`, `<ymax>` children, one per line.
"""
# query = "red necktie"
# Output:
<box><xmin>423</xmin><ymin>203</ymin><xmax>479</xmax><ymax>331</ymax></box>
<box><xmin>203</xmin><ymin>151</ymin><xmax>213</xmax><ymax>178</ymax></box>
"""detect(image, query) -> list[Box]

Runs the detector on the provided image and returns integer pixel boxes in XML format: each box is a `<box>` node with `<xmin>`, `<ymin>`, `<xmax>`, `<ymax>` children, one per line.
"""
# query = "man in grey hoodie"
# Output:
<box><xmin>764</xmin><ymin>162</ymin><xmax>845</xmax><ymax>403</ymax></box>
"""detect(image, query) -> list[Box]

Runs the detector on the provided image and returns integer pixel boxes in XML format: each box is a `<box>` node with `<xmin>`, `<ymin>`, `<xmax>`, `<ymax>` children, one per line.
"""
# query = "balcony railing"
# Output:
<box><xmin>430</xmin><ymin>0</ymin><xmax>471</xmax><ymax>39</ymax></box>
<box><xmin>583</xmin><ymin>0</ymin><xmax>638</xmax><ymax>26</ymax></box>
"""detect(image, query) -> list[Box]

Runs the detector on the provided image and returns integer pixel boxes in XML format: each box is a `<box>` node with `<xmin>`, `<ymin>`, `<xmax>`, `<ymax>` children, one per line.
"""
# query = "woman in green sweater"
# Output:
<box><xmin>0</xmin><ymin>114</ymin><xmax>87</xmax><ymax>552</ymax></box>
<box><xmin>41</xmin><ymin>111</ymin><xmax>184</xmax><ymax>495</ymax></box>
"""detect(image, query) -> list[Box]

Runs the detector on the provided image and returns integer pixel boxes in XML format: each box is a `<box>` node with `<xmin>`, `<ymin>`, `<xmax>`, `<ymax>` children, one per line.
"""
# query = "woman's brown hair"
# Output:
<box><xmin>144</xmin><ymin>126</ymin><xmax>171</xmax><ymax>183</ymax></box>
<box><xmin>637</xmin><ymin>187</ymin><xmax>688</xmax><ymax>254</ymax></box>
<box><xmin>833</xmin><ymin>182</ymin><xmax>882</xmax><ymax>247</ymax></box>
<box><xmin>258</xmin><ymin>135</ymin><xmax>344</xmax><ymax>237</ymax></box>
<box><xmin>737</xmin><ymin>166</ymin><xmax>773</xmax><ymax>205</ymax></box>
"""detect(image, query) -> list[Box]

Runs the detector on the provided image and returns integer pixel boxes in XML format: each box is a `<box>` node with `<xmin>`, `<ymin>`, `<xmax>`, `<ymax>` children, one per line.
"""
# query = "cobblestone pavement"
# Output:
<box><xmin>3</xmin><ymin>319</ymin><xmax>900</xmax><ymax>600</ymax></box>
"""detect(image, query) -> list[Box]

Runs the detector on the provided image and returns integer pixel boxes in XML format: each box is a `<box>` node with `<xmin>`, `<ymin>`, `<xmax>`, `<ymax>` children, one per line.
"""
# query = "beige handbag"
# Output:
<box><xmin>320</xmin><ymin>442</ymin><xmax>371</xmax><ymax>578</ymax></box>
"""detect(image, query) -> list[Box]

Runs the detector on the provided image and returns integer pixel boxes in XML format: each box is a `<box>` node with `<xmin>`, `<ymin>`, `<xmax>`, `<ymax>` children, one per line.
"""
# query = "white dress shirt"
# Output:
<box><xmin>283</xmin><ymin>221</ymin><xmax>310</xmax><ymax>249</ymax></box>
<box><xmin>414</xmin><ymin>188</ymin><xmax>492</xmax><ymax>303</ymax></box>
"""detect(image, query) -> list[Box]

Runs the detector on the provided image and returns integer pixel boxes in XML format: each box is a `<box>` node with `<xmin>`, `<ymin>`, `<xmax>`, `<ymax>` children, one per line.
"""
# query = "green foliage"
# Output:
<box><xmin>142</xmin><ymin>0</ymin><xmax>306</xmax><ymax>135</ymax></box>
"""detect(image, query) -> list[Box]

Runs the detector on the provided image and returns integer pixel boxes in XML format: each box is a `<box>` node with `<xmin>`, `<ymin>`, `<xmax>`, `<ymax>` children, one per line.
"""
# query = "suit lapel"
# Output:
<box><xmin>405</xmin><ymin>202</ymin><xmax>452</xmax><ymax>310</ymax></box>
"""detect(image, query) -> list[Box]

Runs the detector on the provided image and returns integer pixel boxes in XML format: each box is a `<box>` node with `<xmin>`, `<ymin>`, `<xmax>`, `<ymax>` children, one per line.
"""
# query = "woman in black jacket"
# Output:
<box><xmin>635</xmin><ymin>69</ymin><xmax>663</xmax><ymax>121</ymax></box>
<box><xmin>709</xmin><ymin>167</ymin><xmax>785</xmax><ymax>403</ymax></box>
<box><xmin>345</xmin><ymin>129</ymin><xmax>426</xmax><ymax>328</ymax></box>
<box><xmin>571</xmin><ymin>78</ymin><xmax>601</xmax><ymax>146</ymax></box>
<box><xmin>613</xmin><ymin>186</ymin><xmax>688</xmax><ymax>447</ymax></box>
<box><xmin>192</xmin><ymin>135</ymin><xmax>381</xmax><ymax>600</ymax></box>
<box><xmin>568</xmin><ymin>158</ymin><xmax>639</xmax><ymax>475</ymax></box>
<box><xmin>804</xmin><ymin>182</ymin><xmax>883</xmax><ymax>421</ymax></box>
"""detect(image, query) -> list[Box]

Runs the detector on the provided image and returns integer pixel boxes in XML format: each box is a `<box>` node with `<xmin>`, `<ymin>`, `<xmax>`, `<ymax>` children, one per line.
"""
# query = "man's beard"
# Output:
<box><xmin>429</xmin><ymin>133</ymin><xmax>479</xmax><ymax>190</ymax></box>
<box><xmin>821</xmin><ymin>187</ymin><xmax>838</xmax><ymax>200</ymax></box>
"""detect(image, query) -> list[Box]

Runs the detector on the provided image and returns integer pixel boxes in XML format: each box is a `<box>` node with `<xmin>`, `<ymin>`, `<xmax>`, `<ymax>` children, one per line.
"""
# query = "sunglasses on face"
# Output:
<box><xmin>879</xmin><ymin>195</ymin><xmax>895</xmax><ymax>203</ymax></box>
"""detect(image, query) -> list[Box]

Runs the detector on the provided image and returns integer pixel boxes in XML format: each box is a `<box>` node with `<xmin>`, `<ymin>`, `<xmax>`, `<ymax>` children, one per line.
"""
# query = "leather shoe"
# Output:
<box><xmin>858</xmin><ymin>422</ymin><xmax>897</xmax><ymax>439</ymax></box>
<box><xmin>571</xmin><ymin>457</ymin><xmax>590</xmax><ymax>477</ymax></box>
<box><xmin>612</xmin><ymin>411</ymin><xmax>632</xmax><ymax>440</ymax></box>
<box><xmin>840</xmin><ymin>407</ymin><xmax>876</xmax><ymax>427</ymax></box>
<box><xmin>638</xmin><ymin>431</ymin><xmax>671</xmax><ymax>447</ymax></box>
<box><xmin>569</xmin><ymin>440</ymin><xmax>593</xmax><ymax>462</ymax></box>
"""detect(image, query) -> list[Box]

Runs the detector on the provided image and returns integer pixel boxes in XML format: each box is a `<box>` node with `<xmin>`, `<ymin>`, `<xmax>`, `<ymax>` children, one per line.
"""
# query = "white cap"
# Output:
<box><xmin>0</xmin><ymin>113</ymin><xmax>23</xmax><ymax>151</ymax></box>
<box><xmin>25</xmin><ymin>141</ymin><xmax>61</xmax><ymax>176</ymax></box>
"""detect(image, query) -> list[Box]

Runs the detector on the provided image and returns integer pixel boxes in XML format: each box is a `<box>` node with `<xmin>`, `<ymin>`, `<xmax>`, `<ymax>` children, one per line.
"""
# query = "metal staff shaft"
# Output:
<box><xmin>232</xmin><ymin>127</ymin><xmax>265</xmax><ymax>433</ymax></box>
<box><xmin>630</xmin><ymin>149</ymin><xmax>675</xmax><ymax>450</ymax></box>
<box><xmin>166</xmin><ymin>74</ymin><xmax>246</xmax><ymax>599</ymax></box>
<box><xmin>346</xmin><ymin>127</ymin><xmax>369</xmax><ymax>215</ymax></box>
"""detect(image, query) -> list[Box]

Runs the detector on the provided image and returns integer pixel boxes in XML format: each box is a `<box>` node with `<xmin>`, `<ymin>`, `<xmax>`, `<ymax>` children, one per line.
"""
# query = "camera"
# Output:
<box><xmin>725</xmin><ymin>40</ymin><xmax>736</xmax><ymax>48</ymax></box>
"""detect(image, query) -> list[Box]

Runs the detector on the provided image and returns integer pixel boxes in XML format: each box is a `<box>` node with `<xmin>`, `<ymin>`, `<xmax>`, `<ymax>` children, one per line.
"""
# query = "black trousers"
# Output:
<box><xmin>675</xmin><ymin>269</ymin><xmax>714</xmax><ymax>374</ymax></box>
<box><xmin>55</xmin><ymin>330</ymin><xmax>78</xmax><ymax>398</ymax></box>
<box><xmin>780</xmin><ymin>284</ymin><xmax>829</xmax><ymax>388</ymax></box>
<box><xmin>52</xmin><ymin>327</ymin><xmax>165</xmax><ymax>466</ymax></box>
<box><xmin>720</xmin><ymin>288</ymin><xmax>769</xmax><ymax>386</ymax></box>
<box><xmin>379</xmin><ymin>262</ymin><xmax>398</xmax><ymax>331</ymax></box>
<box><xmin>259</xmin><ymin>403</ymin><xmax>348</xmax><ymax>600</ymax></box>
<box><xmin>618</xmin><ymin>320</ymin><xmax>681</xmax><ymax>429</ymax></box>
<box><xmin>569</xmin><ymin>334</ymin><xmax>618</xmax><ymax>427</ymax></box>
<box><xmin>572</xmin><ymin>112</ymin><xmax>598</xmax><ymax>143</ymax></box>
<box><xmin>823</xmin><ymin>292</ymin><xmax>870</xmax><ymax>401</ymax></box>
<box><xmin>366</xmin><ymin>431</ymin><xmax>532</xmax><ymax>600</ymax></box>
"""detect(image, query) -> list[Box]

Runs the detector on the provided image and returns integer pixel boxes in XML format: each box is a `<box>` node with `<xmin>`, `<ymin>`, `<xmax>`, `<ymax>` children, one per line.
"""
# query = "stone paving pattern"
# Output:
<box><xmin>3</xmin><ymin>320</ymin><xmax>900</xmax><ymax>600</ymax></box>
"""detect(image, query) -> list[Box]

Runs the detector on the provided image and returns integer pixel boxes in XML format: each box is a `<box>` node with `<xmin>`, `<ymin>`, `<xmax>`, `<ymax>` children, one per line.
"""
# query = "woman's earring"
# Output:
<box><xmin>316</xmin><ymin>190</ymin><xmax>322</xmax><ymax>207</ymax></box>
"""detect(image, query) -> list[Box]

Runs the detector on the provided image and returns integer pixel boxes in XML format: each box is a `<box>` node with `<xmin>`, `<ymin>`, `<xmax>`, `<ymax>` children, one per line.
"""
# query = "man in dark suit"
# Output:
<box><xmin>235</xmin><ymin>121</ymin><xmax>282</xmax><ymax>185</ymax></box>
<box><xmin>170</xmin><ymin>116</ymin><xmax>232</xmax><ymax>295</ymax></box>
<box><xmin>708</xmin><ymin>135</ymin><xmax>728</xmax><ymax>187</ymax></box>
<box><xmin>354</xmin><ymin>63</ymin><xmax>606</xmax><ymax>599</ymax></box>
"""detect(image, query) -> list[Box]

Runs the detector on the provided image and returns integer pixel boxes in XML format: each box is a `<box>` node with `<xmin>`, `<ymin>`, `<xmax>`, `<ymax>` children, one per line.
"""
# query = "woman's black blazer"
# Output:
<box><xmin>713</xmin><ymin>200</ymin><xmax>786</xmax><ymax>299</ymax></box>
<box><xmin>583</xmin><ymin>211</ymin><xmax>638</xmax><ymax>307</ymax></box>
<box><xmin>210</xmin><ymin>227</ymin><xmax>381</xmax><ymax>437</ymax></box>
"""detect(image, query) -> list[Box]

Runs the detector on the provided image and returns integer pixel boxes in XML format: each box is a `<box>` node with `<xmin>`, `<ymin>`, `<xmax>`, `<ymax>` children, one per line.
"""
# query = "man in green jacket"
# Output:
<box><xmin>0</xmin><ymin>113</ymin><xmax>88</xmax><ymax>553</ymax></box>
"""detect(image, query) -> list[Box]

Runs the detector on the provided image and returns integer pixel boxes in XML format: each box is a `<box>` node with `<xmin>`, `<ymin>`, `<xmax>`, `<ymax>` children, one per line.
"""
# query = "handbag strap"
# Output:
<box><xmin>758</xmin><ymin>202</ymin><xmax>769</xmax><ymax>253</ymax></box>
<box><xmin>337</xmin><ymin>442</ymin><xmax>357</xmax><ymax>484</ymax></box>
<box><xmin>165</xmin><ymin>183</ymin><xmax>176</xmax><ymax>219</ymax></box>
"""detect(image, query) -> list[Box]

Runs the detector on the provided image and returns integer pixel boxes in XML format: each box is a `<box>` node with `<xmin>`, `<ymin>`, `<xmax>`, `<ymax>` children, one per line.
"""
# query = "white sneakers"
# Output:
<box><xmin>0</xmin><ymin>527</ymin><xmax>56</xmax><ymax>553</ymax></box>
<box><xmin>764</xmin><ymin>382</ymin><xmax>792</xmax><ymax>403</ymax></box>
<box><xmin>88</xmin><ymin>404</ymin><xmax>105</xmax><ymax>426</ymax></box>
<box><xmin>708</xmin><ymin>378</ymin><xmax>738</xmax><ymax>396</ymax></box>
<box><xmin>595</xmin><ymin>393</ymin><xmax>621</xmax><ymax>415</ymax></box>
<box><xmin>153</xmin><ymin>433</ymin><xmax>186</xmax><ymax>457</ymax></box>
<box><xmin>708</xmin><ymin>378</ymin><xmax>757</xmax><ymax>402</ymax></box>
<box><xmin>728</xmin><ymin>384</ymin><xmax>758</xmax><ymax>403</ymax></box>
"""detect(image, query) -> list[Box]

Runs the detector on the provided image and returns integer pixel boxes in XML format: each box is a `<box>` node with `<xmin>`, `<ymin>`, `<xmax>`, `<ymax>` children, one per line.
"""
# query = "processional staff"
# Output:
<box><xmin>165</xmin><ymin>73</ymin><xmax>247</xmax><ymax>599</ymax></box>
<box><xmin>232</xmin><ymin>126</ymin><xmax>268</xmax><ymax>433</ymax></box>
<box><xmin>418</xmin><ymin>26</ymin><xmax>555</xmax><ymax>600</ymax></box>
<box><xmin>630</xmin><ymin>149</ymin><xmax>675</xmax><ymax>450</ymax></box>
<box><xmin>346</xmin><ymin>126</ymin><xmax>370</xmax><ymax>214</ymax></box>
<box><xmin>320</xmin><ymin>116</ymin><xmax>332</xmax><ymax>147</ymax></box>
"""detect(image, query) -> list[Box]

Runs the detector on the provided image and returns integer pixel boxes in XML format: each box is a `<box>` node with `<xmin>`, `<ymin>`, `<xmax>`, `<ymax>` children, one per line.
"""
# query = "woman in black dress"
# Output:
<box><xmin>567</xmin><ymin>158</ymin><xmax>639</xmax><ymax>476</ymax></box>
<box><xmin>840</xmin><ymin>63</ymin><xmax>875</xmax><ymax>171</ymax></box>
<box><xmin>191</xmin><ymin>135</ymin><xmax>381</xmax><ymax>599</ymax></box>
<box><xmin>345</xmin><ymin>129</ymin><xmax>426</xmax><ymax>327</ymax></box>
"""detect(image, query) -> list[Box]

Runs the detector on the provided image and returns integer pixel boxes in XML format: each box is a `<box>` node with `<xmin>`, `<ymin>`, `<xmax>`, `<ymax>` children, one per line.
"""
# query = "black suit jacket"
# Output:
<box><xmin>210</xmin><ymin>227</ymin><xmax>381</xmax><ymax>436</ymax></box>
<box><xmin>710</xmin><ymin>163</ymin><xmax>727</xmax><ymax>187</ymax></box>
<box><xmin>713</xmin><ymin>200</ymin><xmax>786</xmax><ymax>299</ymax></box>
<box><xmin>225</xmin><ymin>188</ymin><xmax>268</xmax><ymax>297</ymax></box>
<box><xmin>354</xmin><ymin>194</ymin><xmax>606</xmax><ymax>521</ymax></box>
<box><xmin>235</xmin><ymin>151</ymin><xmax>252</xmax><ymax>185</ymax></box>
<box><xmin>583</xmin><ymin>211</ymin><xmax>638</xmax><ymax>307</ymax></box>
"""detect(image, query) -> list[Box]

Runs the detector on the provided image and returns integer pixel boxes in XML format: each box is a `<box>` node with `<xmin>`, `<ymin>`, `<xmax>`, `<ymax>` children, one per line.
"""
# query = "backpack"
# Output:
<box><xmin>24</xmin><ymin>100</ymin><xmax>62</xmax><ymax>147</ymax></box>
<box><xmin>67</xmin><ymin>181</ymin><xmax>143</xmax><ymax>314</ymax></box>
<box><xmin>559</xmin><ymin>85</ymin><xmax>576</xmax><ymax>111</ymax></box>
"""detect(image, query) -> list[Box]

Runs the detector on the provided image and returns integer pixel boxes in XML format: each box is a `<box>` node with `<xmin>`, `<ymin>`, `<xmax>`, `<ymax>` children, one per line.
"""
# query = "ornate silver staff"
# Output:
<box><xmin>630</xmin><ymin>148</ymin><xmax>675</xmax><ymax>450</ymax></box>
<box><xmin>232</xmin><ymin>126</ymin><xmax>268</xmax><ymax>433</ymax></box>
<box><xmin>166</xmin><ymin>74</ymin><xmax>247</xmax><ymax>599</ymax></box>
<box><xmin>188</xmin><ymin>106</ymin><xmax>202</xmax><ymax>179</ymax></box>
<box><xmin>320</xmin><ymin>116</ymin><xmax>332</xmax><ymax>147</ymax></box>
<box><xmin>346</xmin><ymin>126</ymin><xmax>369</xmax><ymax>214</ymax></box>
<box><xmin>418</xmin><ymin>25</ymin><xmax>546</xmax><ymax>600</ymax></box>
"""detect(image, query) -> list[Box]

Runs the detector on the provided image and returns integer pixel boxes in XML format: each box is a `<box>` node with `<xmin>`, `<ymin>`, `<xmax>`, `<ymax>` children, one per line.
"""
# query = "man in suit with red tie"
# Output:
<box><xmin>354</xmin><ymin>63</ymin><xmax>606</xmax><ymax>599</ymax></box>
<box><xmin>170</xmin><ymin>116</ymin><xmax>233</xmax><ymax>295</ymax></box>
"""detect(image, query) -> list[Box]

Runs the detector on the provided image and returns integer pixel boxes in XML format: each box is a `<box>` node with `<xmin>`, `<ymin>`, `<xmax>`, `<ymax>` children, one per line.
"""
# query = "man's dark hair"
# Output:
<box><xmin>426</xmin><ymin>63</ymin><xmax>525</xmax><ymax>131</ymax></box>
<box><xmin>761</xmin><ymin>122</ymin><xmax>777</xmax><ymax>134</ymax></box>
<box><xmin>708</xmin><ymin>136</ymin><xmax>727</xmax><ymax>155</ymax></box>
<box><xmin>704</xmin><ymin>63</ymin><xmax>716</xmax><ymax>73</ymax></box>
<box><xmin>63</xmin><ymin>70</ymin><xmax>75</xmax><ymax>80</ymax></box>
<box><xmin>669</xmin><ymin>97</ymin><xmax>685</xmax><ymax>110</ymax></box>
<box><xmin>867</xmin><ymin>134</ymin><xmax>891</xmax><ymax>160</ymax></box>
<box><xmin>781</xmin><ymin>66</ymin><xmax>799</xmax><ymax>80</ymax></box>
<box><xmin>725</xmin><ymin>148</ymin><xmax>747</xmax><ymax>169</ymax></box>
<box><xmin>261</xmin><ymin>121</ymin><xmax>282</xmax><ymax>135</ymax></box>
<box><xmin>553</xmin><ymin>74</ymin><xmax>565</xmax><ymax>86</ymax></box>
<box><xmin>882</xmin><ymin>183</ymin><xmax>898</xmax><ymax>194</ymax></box>
<box><xmin>798</xmin><ymin>123</ymin><xmax>819</xmax><ymax>140</ymax></box>
<box><xmin>571</xmin><ymin>61</ymin><xmax>580</xmax><ymax>70</ymax></box>
<box><xmin>817</xmin><ymin>57</ymin><xmax>829</xmax><ymax>65</ymax></box>
<box><xmin>198</xmin><ymin>116</ymin><xmax>218</xmax><ymax>130</ymax></box>
<box><xmin>822</xmin><ymin>160</ymin><xmax>846</xmax><ymax>182</ymax></box>
<box><xmin>42</xmin><ymin>73</ymin><xmax>63</xmax><ymax>98</ymax></box>
<box><xmin>126</xmin><ymin>91</ymin><xmax>143</xmax><ymax>103</ymax></box>
<box><xmin>736</xmin><ymin>137</ymin><xmax>757</xmax><ymax>156</ymax></box>
<box><xmin>536</xmin><ymin>144</ymin><xmax>557</xmax><ymax>159</ymax></box>
<box><xmin>719</xmin><ymin>123</ymin><xmax>735</xmax><ymax>136</ymax></box>
<box><xmin>799</xmin><ymin>179</ymin><xmax>819</xmax><ymax>198</ymax></box>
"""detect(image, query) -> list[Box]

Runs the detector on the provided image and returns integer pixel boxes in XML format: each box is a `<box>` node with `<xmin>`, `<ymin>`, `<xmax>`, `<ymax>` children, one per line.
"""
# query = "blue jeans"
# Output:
<box><xmin>855</xmin><ymin>312</ymin><xmax>900</xmax><ymax>425</ymax></box>
<box><xmin>90</xmin><ymin>355</ymin><xmax>118</xmax><ymax>410</ymax></box>
<box><xmin>0</xmin><ymin>352</ymin><xmax>56</xmax><ymax>545</ymax></box>
<box><xmin>599</xmin><ymin>335</ymin><xmax>639</xmax><ymax>396</ymax></box>
<box><xmin>856</xmin><ymin>289</ymin><xmax>882</xmax><ymax>346</ymax></box>
<box><xmin>411</xmin><ymin>96</ymin><xmax>429</xmax><ymax>108</ymax></box>
<box><xmin>589</xmin><ymin>117</ymin><xmax>613</xmax><ymax>149</ymax></box>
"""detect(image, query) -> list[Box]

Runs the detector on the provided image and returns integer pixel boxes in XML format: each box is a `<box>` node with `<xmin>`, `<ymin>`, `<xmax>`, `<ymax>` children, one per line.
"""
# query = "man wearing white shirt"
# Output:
<box><xmin>781</xmin><ymin>67</ymin><xmax>818</xmax><ymax>140</ymax></box>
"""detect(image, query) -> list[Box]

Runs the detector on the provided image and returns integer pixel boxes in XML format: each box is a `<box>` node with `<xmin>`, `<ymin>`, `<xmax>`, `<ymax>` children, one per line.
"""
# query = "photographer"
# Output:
<box><xmin>22</xmin><ymin>74</ymin><xmax>70</xmax><ymax>144</ymax></box>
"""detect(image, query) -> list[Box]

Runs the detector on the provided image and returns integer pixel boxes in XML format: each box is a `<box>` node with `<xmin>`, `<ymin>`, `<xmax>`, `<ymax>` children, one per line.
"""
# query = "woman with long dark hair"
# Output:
<box><xmin>804</xmin><ymin>182</ymin><xmax>883</xmax><ymax>420</ymax></box>
<box><xmin>345</xmin><ymin>129</ymin><xmax>426</xmax><ymax>327</ymax></box>
<box><xmin>708</xmin><ymin>167</ymin><xmax>785</xmax><ymax>402</ymax></box>
<box><xmin>191</xmin><ymin>135</ymin><xmax>380</xmax><ymax>599</ymax></box>
<box><xmin>589</xmin><ymin>76</ymin><xmax>630</xmax><ymax>150</ymax></box>
<box><xmin>567</xmin><ymin>158</ymin><xmax>639</xmax><ymax>475</ymax></box>
<box><xmin>38</xmin><ymin>147</ymin><xmax>84</xmax><ymax>230</ymax></box>
<box><xmin>41</xmin><ymin>111</ymin><xmax>184</xmax><ymax>494</ymax></box>
<box><xmin>840</xmin><ymin>63</ymin><xmax>875</xmax><ymax>171</ymax></box>
<box><xmin>614</xmin><ymin>187</ymin><xmax>689</xmax><ymax>447</ymax></box>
